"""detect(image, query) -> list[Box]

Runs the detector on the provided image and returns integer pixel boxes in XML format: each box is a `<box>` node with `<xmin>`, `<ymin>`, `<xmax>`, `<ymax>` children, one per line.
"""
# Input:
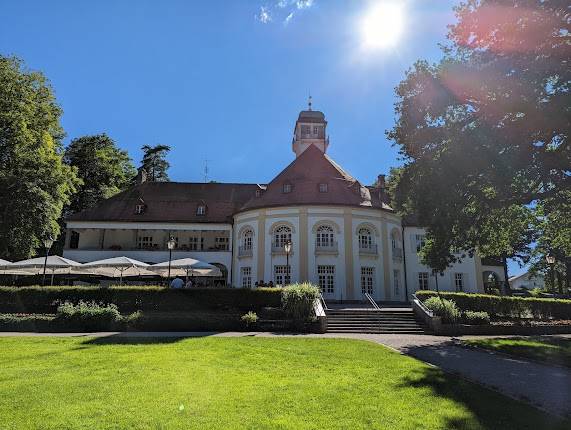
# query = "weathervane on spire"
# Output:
<box><xmin>308</xmin><ymin>93</ymin><xmax>312</xmax><ymax>111</ymax></box>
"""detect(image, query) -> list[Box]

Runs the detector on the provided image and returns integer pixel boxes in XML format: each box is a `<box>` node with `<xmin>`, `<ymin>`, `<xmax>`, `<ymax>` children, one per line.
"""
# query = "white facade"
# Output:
<box><xmin>509</xmin><ymin>272</ymin><xmax>545</xmax><ymax>290</ymax></box>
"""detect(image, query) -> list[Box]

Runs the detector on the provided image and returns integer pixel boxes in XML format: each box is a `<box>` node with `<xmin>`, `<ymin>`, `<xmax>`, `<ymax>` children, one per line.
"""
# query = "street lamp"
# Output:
<box><xmin>284</xmin><ymin>240</ymin><xmax>292</xmax><ymax>286</ymax></box>
<box><xmin>546</xmin><ymin>253</ymin><xmax>556</xmax><ymax>293</ymax></box>
<box><xmin>42</xmin><ymin>235</ymin><xmax>54</xmax><ymax>286</ymax></box>
<box><xmin>167</xmin><ymin>236</ymin><xmax>176</xmax><ymax>285</ymax></box>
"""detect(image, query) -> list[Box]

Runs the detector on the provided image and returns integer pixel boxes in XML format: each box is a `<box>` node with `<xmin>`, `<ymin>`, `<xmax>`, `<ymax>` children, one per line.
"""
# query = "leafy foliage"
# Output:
<box><xmin>281</xmin><ymin>283</ymin><xmax>320</xmax><ymax>324</ymax></box>
<box><xmin>140</xmin><ymin>144</ymin><xmax>171</xmax><ymax>182</ymax></box>
<box><xmin>0</xmin><ymin>55</ymin><xmax>79</xmax><ymax>259</ymax></box>
<box><xmin>55</xmin><ymin>300</ymin><xmax>121</xmax><ymax>330</ymax></box>
<box><xmin>463</xmin><ymin>310</ymin><xmax>491</xmax><ymax>325</ymax></box>
<box><xmin>387</xmin><ymin>0</ymin><xmax>570</xmax><ymax>275</ymax></box>
<box><xmin>64</xmin><ymin>134</ymin><xmax>135</xmax><ymax>214</ymax></box>
<box><xmin>424</xmin><ymin>296</ymin><xmax>461</xmax><ymax>324</ymax></box>
<box><xmin>240</xmin><ymin>311</ymin><xmax>258</xmax><ymax>327</ymax></box>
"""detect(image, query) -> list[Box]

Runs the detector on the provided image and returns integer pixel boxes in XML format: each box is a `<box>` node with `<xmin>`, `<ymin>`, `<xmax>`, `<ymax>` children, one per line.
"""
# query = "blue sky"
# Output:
<box><xmin>1</xmin><ymin>0</ymin><xmax>523</xmax><ymax>275</ymax></box>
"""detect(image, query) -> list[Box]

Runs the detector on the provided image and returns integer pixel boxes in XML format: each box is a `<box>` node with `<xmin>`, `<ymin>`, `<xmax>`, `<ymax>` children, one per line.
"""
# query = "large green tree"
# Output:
<box><xmin>387</xmin><ymin>0</ymin><xmax>569</xmax><ymax>284</ymax></box>
<box><xmin>0</xmin><ymin>55</ymin><xmax>79</xmax><ymax>260</ymax></box>
<box><xmin>140</xmin><ymin>144</ymin><xmax>171</xmax><ymax>182</ymax></box>
<box><xmin>64</xmin><ymin>134</ymin><xmax>136</xmax><ymax>214</ymax></box>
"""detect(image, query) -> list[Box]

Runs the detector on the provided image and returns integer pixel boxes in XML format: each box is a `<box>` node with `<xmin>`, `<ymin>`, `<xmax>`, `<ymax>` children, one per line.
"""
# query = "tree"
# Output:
<box><xmin>140</xmin><ymin>144</ymin><xmax>171</xmax><ymax>182</ymax></box>
<box><xmin>0</xmin><ymin>55</ymin><xmax>79</xmax><ymax>260</ymax></box>
<box><xmin>387</xmin><ymin>1</ymin><xmax>569</xmax><ymax>284</ymax></box>
<box><xmin>64</xmin><ymin>134</ymin><xmax>136</xmax><ymax>214</ymax></box>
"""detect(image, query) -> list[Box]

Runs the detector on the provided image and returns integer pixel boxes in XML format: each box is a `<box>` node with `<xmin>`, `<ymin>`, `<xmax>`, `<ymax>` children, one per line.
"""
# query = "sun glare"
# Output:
<box><xmin>360</xmin><ymin>2</ymin><xmax>405</xmax><ymax>50</ymax></box>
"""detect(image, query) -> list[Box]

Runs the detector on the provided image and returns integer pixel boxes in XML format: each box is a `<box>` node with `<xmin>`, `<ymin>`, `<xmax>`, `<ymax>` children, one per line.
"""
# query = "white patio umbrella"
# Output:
<box><xmin>0</xmin><ymin>259</ymin><xmax>32</xmax><ymax>276</ymax></box>
<box><xmin>8</xmin><ymin>256</ymin><xmax>83</xmax><ymax>284</ymax></box>
<box><xmin>82</xmin><ymin>256</ymin><xmax>156</xmax><ymax>284</ymax></box>
<box><xmin>150</xmin><ymin>258</ymin><xmax>222</xmax><ymax>280</ymax></box>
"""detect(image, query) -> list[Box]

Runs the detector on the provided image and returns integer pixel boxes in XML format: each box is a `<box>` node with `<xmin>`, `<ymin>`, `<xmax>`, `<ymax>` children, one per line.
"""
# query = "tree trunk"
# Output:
<box><xmin>502</xmin><ymin>256</ymin><xmax>510</xmax><ymax>296</ymax></box>
<box><xmin>556</xmin><ymin>270</ymin><xmax>563</xmax><ymax>295</ymax></box>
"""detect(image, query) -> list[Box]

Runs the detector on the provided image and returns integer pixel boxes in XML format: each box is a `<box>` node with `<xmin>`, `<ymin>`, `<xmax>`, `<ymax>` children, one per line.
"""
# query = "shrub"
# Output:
<box><xmin>281</xmin><ymin>283</ymin><xmax>320</xmax><ymax>324</ymax></box>
<box><xmin>0</xmin><ymin>314</ymin><xmax>55</xmax><ymax>331</ymax></box>
<box><xmin>424</xmin><ymin>296</ymin><xmax>461</xmax><ymax>324</ymax></box>
<box><xmin>463</xmin><ymin>310</ymin><xmax>490</xmax><ymax>325</ymax></box>
<box><xmin>241</xmin><ymin>311</ymin><xmax>258</xmax><ymax>327</ymax></box>
<box><xmin>55</xmin><ymin>301</ymin><xmax>121</xmax><ymax>330</ymax></box>
<box><xmin>0</xmin><ymin>286</ymin><xmax>283</xmax><ymax>314</ymax></box>
<box><xmin>416</xmin><ymin>291</ymin><xmax>571</xmax><ymax>320</ymax></box>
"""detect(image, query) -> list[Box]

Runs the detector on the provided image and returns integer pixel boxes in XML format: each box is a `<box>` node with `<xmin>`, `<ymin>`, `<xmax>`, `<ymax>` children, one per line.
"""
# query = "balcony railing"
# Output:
<box><xmin>359</xmin><ymin>244</ymin><xmax>378</xmax><ymax>256</ymax></box>
<box><xmin>392</xmin><ymin>247</ymin><xmax>403</xmax><ymax>261</ymax></box>
<box><xmin>238</xmin><ymin>246</ymin><xmax>253</xmax><ymax>258</ymax></box>
<box><xmin>315</xmin><ymin>241</ymin><xmax>338</xmax><ymax>254</ymax></box>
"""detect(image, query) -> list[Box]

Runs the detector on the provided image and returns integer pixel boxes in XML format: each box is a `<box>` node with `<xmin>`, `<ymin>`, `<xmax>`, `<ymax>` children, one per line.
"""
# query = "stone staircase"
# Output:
<box><xmin>325</xmin><ymin>308</ymin><xmax>428</xmax><ymax>334</ymax></box>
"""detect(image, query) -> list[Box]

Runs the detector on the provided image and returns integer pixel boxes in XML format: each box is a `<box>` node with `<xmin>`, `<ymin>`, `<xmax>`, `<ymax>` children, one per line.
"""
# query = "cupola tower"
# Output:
<box><xmin>292</xmin><ymin>96</ymin><xmax>329</xmax><ymax>157</ymax></box>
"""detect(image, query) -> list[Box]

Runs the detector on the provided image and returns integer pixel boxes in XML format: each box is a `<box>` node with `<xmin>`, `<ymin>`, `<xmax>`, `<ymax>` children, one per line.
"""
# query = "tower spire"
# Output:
<box><xmin>308</xmin><ymin>93</ymin><xmax>312</xmax><ymax>111</ymax></box>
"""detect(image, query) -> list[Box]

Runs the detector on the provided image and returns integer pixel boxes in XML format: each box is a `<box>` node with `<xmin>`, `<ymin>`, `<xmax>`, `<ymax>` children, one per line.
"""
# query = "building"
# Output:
<box><xmin>64</xmin><ymin>104</ymin><xmax>505</xmax><ymax>301</ymax></box>
<box><xmin>509</xmin><ymin>271</ymin><xmax>545</xmax><ymax>290</ymax></box>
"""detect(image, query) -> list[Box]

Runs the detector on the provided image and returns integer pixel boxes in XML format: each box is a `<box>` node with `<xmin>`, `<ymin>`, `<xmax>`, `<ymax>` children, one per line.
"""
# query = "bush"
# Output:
<box><xmin>416</xmin><ymin>291</ymin><xmax>571</xmax><ymax>320</ymax></box>
<box><xmin>55</xmin><ymin>301</ymin><xmax>121</xmax><ymax>330</ymax></box>
<box><xmin>424</xmin><ymin>296</ymin><xmax>461</xmax><ymax>324</ymax></box>
<box><xmin>0</xmin><ymin>314</ymin><xmax>55</xmax><ymax>331</ymax></box>
<box><xmin>281</xmin><ymin>283</ymin><xmax>320</xmax><ymax>325</ymax></box>
<box><xmin>0</xmin><ymin>286</ymin><xmax>283</xmax><ymax>314</ymax></box>
<box><xmin>463</xmin><ymin>310</ymin><xmax>490</xmax><ymax>325</ymax></box>
<box><xmin>241</xmin><ymin>311</ymin><xmax>258</xmax><ymax>327</ymax></box>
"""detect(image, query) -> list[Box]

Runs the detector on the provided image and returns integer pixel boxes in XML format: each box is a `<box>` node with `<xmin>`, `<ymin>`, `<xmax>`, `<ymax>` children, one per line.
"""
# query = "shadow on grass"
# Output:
<box><xmin>397</xmin><ymin>345</ymin><xmax>571</xmax><ymax>430</ymax></box>
<box><xmin>81</xmin><ymin>332</ymin><xmax>219</xmax><ymax>345</ymax></box>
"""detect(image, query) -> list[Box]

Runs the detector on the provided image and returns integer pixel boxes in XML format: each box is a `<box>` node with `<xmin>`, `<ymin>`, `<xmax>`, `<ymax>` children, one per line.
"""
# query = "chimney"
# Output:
<box><xmin>135</xmin><ymin>167</ymin><xmax>147</xmax><ymax>185</ymax></box>
<box><xmin>376</xmin><ymin>174</ymin><xmax>386</xmax><ymax>203</ymax></box>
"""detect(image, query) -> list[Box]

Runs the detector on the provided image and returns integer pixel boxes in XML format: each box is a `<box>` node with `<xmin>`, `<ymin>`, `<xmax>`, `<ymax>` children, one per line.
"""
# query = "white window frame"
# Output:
<box><xmin>196</xmin><ymin>205</ymin><xmax>206</xmax><ymax>216</ymax></box>
<box><xmin>240</xmin><ymin>267</ymin><xmax>252</xmax><ymax>289</ymax></box>
<box><xmin>282</xmin><ymin>183</ymin><xmax>292</xmax><ymax>193</ymax></box>
<box><xmin>415</xmin><ymin>234</ymin><xmax>426</xmax><ymax>253</ymax></box>
<box><xmin>242</xmin><ymin>229</ymin><xmax>253</xmax><ymax>250</ymax></box>
<box><xmin>274</xmin><ymin>225</ymin><xmax>292</xmax><ymax>248</ymax></box>
<box><xmin>316</xmin><ymin>225</ymin><xmax>334</xmax><ymax>248</ymax></box>
<box><xmin>137</xmin><ymin>236</ymin><xmax>153</xmax><ymax>249</ymax></box>
<box><xmin>360</xmin><ymin>267</ymin><xmax>375</xmax><ymax>295</ymax></box>
<box><xmin>274</xmin><ymin>265</ymin><xmax>291</xmax><ymax>287</ymax></box>
<box><xmin>418</xmin><ymin>272</ymin><xmax>429</xmax><ymax>290</ymax></box>
<box><xmin>358</xmin><ymin>228</ymin><xmax>373</xmax><ymax>249</ymax></box>
<box><xmin>317</xmin><ymin>265</ymin><xmax>335</xmax><ymax>294</ymax></box>
<box><xmin>318</xmin><ymin>183</ymin><xmax>328</xmax><ymax>193</ymax></box>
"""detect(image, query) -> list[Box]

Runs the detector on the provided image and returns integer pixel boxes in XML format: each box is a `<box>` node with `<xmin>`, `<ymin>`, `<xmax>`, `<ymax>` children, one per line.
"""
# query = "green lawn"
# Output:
<box><xmin>0</xmin><ymin>337</ymin><xmax>568</xmax><ymax>430</ymax></box>
<box><xmin>463</xmin><ymin>336</ymin><xmax>571</xmax><ymax>368</ymax></box>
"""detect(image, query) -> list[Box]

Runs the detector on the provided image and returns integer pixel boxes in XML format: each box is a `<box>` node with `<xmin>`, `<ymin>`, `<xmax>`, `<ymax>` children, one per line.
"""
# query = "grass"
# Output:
<box><xmin>463</xmin><ymin>336</ymin><xmax>571</xmax><ymax>368</ymax></box>
<box><xmin>0</xmin><ymin>337</ymin><xmax>569</xmax><ymax>430</ymax></box>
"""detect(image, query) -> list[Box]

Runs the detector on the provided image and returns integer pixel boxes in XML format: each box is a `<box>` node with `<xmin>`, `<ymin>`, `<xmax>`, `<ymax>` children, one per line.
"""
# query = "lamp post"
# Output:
<box><xmin>546</xmin><ymin>253</ymin><xmax>556</xmax><ymax>293</ymax></box>
<box><xmin>284</xmin><ymin>240</ymin><xmax>292</xmax><ymax>286</ymax></box>
<box><xmin>42</xmin><ymin>235</ymin><xmax>54</xmax><ymax>286</ymax></box>
<box><xmin>167</xmin><ymin>236</ymin><xmax>176</xmax><ymax>285</ymax></box>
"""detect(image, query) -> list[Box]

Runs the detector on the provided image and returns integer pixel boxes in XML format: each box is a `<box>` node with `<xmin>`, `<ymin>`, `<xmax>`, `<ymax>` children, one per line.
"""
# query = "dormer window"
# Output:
<box><xmin>196</xmin><ymin>205</ymin><xmax>206</xmax><ymax>216</ymax></box>
<box><xmin>318</xmin><ymin>183</ymin><xmax>328</xmax><ymax>193</ymax></box>
<box><xmin>135</xmin><ymin>204</ymin><xmax>145</xmax><ymax>214</ymax></box>
<box><xmin>283</xmin><ymin>183</ymin><xmax>292</xmax><ymax>194</ymax></box>
<box><xmin>255</xmin><ymin>189</ymin><xmax>262</xmax><ymax>197</ymax></box>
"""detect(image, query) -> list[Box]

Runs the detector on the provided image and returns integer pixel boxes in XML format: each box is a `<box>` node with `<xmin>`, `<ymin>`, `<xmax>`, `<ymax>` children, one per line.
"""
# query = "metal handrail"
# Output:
<box><xmin>364</xmin><ymin>292</ymin><xmax>380</xmax><ymax>310</ymax></box>
<box><xmin>412</xmin><ymin>293</ymin><xmax>433</xmax><ymax>317</ymax></box>
<box><xmin>319</xmin><ymin>292</ymin><xmax>329</xmax><ymax>311</ymax></box>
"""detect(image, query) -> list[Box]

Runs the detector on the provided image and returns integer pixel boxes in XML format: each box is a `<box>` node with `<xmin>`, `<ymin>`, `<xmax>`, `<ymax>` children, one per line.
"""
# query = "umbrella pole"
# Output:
<box><xmin>120</xmin><ymin>269</ymin><xmax>123</xmax><ymax>286</ymax></box>
<box><xmin>50</xmin><ymin>271</ymin><xmax>54</xmax><ymax>286</ymax></box>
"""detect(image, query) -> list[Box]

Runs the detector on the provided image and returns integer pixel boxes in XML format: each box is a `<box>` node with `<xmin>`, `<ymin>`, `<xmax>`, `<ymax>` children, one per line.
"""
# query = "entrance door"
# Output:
<box><xmin>318</xmin><ymin>265</ymin><xmax>335</xmax><ymax>299</ymax></box>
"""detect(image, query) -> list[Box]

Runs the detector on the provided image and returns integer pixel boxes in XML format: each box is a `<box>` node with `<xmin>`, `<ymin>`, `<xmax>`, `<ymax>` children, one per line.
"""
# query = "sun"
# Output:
<box><xmin>360</xmin><ymin>2</ymin><xmax>405</xmax><ymax>50</ymax></box>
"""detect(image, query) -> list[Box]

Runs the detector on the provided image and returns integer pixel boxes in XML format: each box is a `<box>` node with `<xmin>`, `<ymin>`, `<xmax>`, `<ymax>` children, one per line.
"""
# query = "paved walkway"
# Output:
<box><xmin>2</xmin><ymin>331</ymin><xmax>570</xmax><ymax>417</ymax></box>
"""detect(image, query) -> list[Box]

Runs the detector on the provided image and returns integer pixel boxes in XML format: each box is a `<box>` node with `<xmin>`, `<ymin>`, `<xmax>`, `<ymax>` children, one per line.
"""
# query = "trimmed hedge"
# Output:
<box><xmin>0</xmin><ymin>286</ymin><xmax>282</xmax><ymax>314</ymax></box>
<box><xmin>416</xmin><ymin>291</ymin><xmax>571</xmax><ymax>320</ymax></box>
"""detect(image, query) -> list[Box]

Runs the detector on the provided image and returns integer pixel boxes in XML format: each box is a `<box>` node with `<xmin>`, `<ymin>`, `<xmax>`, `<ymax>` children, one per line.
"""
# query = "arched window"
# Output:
<box><xmin>316</xmin><ymin>225</ymin><xmax>334</xmax><ymax>248</ymax></box>
<box><xmin>358</xmin><ymin>227</ymin><xmax>373</xmax><ymax>250</ymax></box>
<box><xmin>242</xmin><ymin>229</ymin><xmax>253</xmax><ymax>250</ymax></box>
<box><xmin>274</xmin><ymin>225</ymin><xmax>292</xmax><ymax>248</ymax></box>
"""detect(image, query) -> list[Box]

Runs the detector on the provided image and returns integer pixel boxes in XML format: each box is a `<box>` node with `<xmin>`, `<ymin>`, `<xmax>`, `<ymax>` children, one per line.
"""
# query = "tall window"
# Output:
<box><xmin>274</xmin><ymin>265</ymin><xmax>291</xmax><ymax>287</ymax></box>
<box><xmin>415</xmin><ymin>234</ymin><xmax>426</xmax><ymax>253</ymax></box>
<box><xmin>274</xmin><ymin>225</ymin><xmax>292</xmax><ymax>248</ymax></box>
<box><xmin>318</xmin><ymin>183</ymin><xmax>328</xmax><ymax>193</ymax></box>
<box><xmin>358</xmin><ymin>227</ymin><xmax>373</xmax><ymax>249</ymax></box>
<box><xmin>361</xmin><ymin>267</ymin><xmax>375</xmax><ymax>295</ymax></box>
<box><xmin>282</xmin><ymin>183</ymin><xmax>292</xmax><ymax>193</ymax></box>
<box><xmin>393</xmin><ymin>270</ymin><xmax>400</xmax><ymax>296</ymax></box>
<box><xmin>418</xmin><ymin>272</ymin><xmax>429</xmax><ymax>290</ymax></box>
<box><xmin>301</xmin><ymin>124</ymin><xmax>311</xmax><ymax>137</ymax></box>
<box><xmin>240</xmin><ymin>267</ymin><xmax>252</xmax><ymax>289</ymax></box>
<box><xmin>318</xmin><ymin>265</ymin><xmax>335</xmax><ymax>294</ymax></box>
<box><xmin>69</xmin><ymin>231</ymin><xmax>80</xmax><ymax>249</ymax></box>
<box><xmin>316</xmin><ymin>225</ymin><xmax>334</xmax><ymax>248</ymax></box>
<box><xmin>188</xmin><ymin>236</ymin><xmax>203</xmax><ymax>251</ymax></box>
<box><xmin>242</xmin><ymin>229</ymin><xmax>253</xmax><ymax>250</ymax></box>
<box><xmin>454</xmin><ymin>273</ymin><xmax>464</xmax><ymax>292</ymax></box>
<box><xmin>196</xmin><ymin>205</ymin><xmax>206</xmax><ymax>216</ymax></box>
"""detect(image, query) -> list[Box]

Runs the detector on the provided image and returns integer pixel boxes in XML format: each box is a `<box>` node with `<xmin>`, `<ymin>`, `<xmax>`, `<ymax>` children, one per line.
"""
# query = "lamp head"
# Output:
<box><xmin>284</xmin><ymin>240</ymin><xmax>292</xmax><ymax>254</ymax></box>
<box><xmin>546</xmin><ymin>254</ymin><xmax>556</xmax><ymax>265</ymax></box>
<box><xmin>167</xmin><ymin>237</ymin><xmax>176</xmax><ymax>250</ymax></box>
<box><xmin>43</xmin><ymin>235</ymin><xmax>54</xmax><ymax>249</ymax></box>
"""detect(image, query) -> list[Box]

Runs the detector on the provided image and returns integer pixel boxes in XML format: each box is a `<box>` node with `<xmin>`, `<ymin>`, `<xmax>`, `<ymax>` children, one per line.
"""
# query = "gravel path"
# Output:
<box><xmin>2</xmin><ymin>331</ymin><xmax>570</xmax><ymax>417</ymax></box>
